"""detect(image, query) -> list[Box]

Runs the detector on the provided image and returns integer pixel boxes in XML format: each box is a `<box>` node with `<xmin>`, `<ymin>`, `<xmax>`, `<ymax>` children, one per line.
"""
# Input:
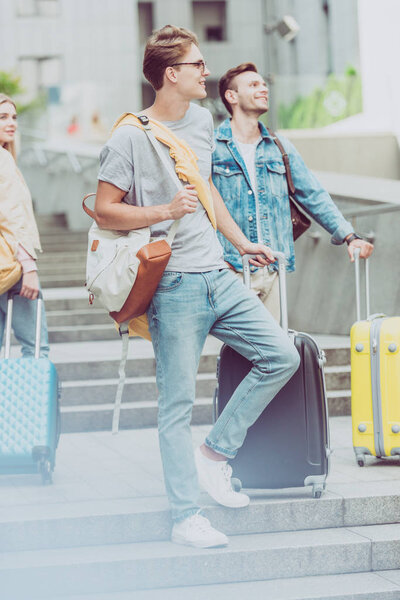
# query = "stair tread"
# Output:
<box><xmin>61</xmin><ymin>373</ymin><xmax>215</xmax><ymax>388</ymax></box>
<box><xmin>325</xmin><ymin>365</ymin><xmax>351</xmax><ymax>373</ymax></box>
<box><xmin>0</xmin><ymin>524</ymin><xmax>383</xmax><ymax>568</ymax></box>
<box><xmin>61</xmin><ymin>397</ymin><xmax>212</xmax><ymax>412</ymax></box>
<box><xmin>59</xmin><ymin>570</ymin><xmax>400</xmax><ymax>600</ymax></box>
<box><xmin>2</xmin><ymin>481</ymin><xmax>400</xmax><ymax>525</ymax></box>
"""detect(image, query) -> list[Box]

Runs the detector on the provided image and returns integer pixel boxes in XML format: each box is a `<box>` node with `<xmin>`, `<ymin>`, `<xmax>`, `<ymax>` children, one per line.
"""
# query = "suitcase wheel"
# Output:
<box><xmin>357</xmin><ymin>457</ymin><xmax>366</xmax><ymax>467</ymax></box>
<box><xmin>32</xmin><ymin>446</ymin><xmax>53</xmax><ymax>485</ymax></box>
<box><xmin>231</xmin><ymin>477</ymin><xmax>242</xmax><ymax>492</ymax></box>
<box><xmin>39</xmin><ymin>458</ymin><xmax>53</xmax><ymax>485</ymax></box>
<box><xmin>312</xmin><ymin>483</ymin><xmax>325</xmax><ymax>499</ymax></box>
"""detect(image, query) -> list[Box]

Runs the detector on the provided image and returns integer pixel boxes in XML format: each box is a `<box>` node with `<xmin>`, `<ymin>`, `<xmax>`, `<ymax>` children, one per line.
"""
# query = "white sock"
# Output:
<box><xmin>197</xmin><ymin>447</ymin><xmax>227</xmax><ymax>465</ymax></box>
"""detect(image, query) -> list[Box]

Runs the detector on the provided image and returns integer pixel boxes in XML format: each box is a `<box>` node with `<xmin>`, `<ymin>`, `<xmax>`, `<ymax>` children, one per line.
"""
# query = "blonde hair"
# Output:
<box><xmin>0</xmin><ymin>94</ymin><xmax>17</xmax><ymax>160</ymax></box>
<box><xmin>143</xmin><ymin>25</ymin><xmax>199</xmax><ymax>91</ymax></box>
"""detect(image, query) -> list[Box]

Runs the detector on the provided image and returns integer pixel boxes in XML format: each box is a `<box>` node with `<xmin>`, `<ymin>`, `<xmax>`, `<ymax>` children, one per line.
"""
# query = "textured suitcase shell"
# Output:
<box><xmin>0</xmin><ymin>357</ymin><xmax>59</xmax><ymax>474</ymax></box>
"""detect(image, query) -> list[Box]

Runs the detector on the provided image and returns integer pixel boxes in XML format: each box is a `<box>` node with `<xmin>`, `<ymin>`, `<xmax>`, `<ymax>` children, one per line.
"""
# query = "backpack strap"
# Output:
<box><xmin>267</xmin><ymin>128</ymin><xmax>296</xmax><ymax>195</ymax></box>
<box><xmin>112</xmin><ymin>321</ymin><xmax>130</xmax><ymax>435</ymax></box>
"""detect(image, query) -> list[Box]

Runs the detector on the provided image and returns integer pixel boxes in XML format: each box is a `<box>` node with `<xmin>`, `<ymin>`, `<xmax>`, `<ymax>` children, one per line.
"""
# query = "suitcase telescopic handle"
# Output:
<box><xmin>354</xmin><ymin>248</ymin><xmax>370</xmax><ymax>321</ymax></box>
<box><xmin>5</xmin><ymin>291</ymin><xmax>44</xmax><ymax>360</ymax></box>
<box><xmin>242</xmin><ymin>251</ymin><xmax>288</xmax><ymax>332</ymax></box>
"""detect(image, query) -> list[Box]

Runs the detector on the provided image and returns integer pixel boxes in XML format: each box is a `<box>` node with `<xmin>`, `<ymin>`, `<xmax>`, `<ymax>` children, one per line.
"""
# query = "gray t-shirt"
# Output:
<box><xmin>98</xmin><ymin>103</ymin><xmax>226</xmax><ymax>272</ymax></box>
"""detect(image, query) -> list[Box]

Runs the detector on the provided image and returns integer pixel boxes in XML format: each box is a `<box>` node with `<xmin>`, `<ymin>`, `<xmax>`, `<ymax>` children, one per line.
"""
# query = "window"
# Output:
<box><xmin>192</xmin><ymin>1</ymin><xmax>226</xmax><ymax>42</ymax></box>
<box><xmin>138</xmin><ymin>2</ymin><xmax>154</xmax><ymax>45</ymax></box>
<box><xmin>17</xmin><ymin>0</ymin><xmax>60</xmax><ymax>17</ymax></box>
<box><xmin>18</xmin><ymin>56</ymin><xmax>62</xmax><ymax>101</ymax></box>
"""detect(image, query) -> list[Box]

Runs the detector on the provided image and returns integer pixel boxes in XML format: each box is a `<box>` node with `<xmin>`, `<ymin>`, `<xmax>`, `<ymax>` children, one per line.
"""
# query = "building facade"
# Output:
<box><xmin>0</xmin><ymin>0</ymin><xmax>359</xmax><ymax>135</ymax></box>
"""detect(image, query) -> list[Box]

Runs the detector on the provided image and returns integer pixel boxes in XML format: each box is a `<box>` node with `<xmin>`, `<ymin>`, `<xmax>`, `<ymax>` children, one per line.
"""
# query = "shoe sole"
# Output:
<box><xmin>171</xmin><ymin>534</ymin><xmax>228</xmax><ymax>548</ymax></box>
<box><xmin>195</xmin><ymin>451</ymin><xmax>250</xmax><ymax>508</ymax></box>
<box><xmin>197</xmin><ymin>474</ymin><xmax>250</xmax><ymax>508</ymax></box>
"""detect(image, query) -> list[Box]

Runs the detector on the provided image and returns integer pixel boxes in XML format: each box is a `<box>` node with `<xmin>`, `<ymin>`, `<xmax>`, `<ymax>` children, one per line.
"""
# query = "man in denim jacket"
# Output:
<box><xmin>212</xmin><ymin>63</ymin><xmax>373</xmax><ymax>320</ymax></box>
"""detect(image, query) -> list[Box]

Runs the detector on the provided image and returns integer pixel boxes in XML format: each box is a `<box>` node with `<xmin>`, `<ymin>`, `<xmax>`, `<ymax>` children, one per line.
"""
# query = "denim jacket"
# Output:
<box><xmin>212</xmin><ymin>119</ymin><xmax>354</xmax><ymax>272</ymax></box>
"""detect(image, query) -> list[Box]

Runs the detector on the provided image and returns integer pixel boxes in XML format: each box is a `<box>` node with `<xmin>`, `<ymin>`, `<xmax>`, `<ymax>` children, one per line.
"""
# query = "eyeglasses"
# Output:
<box><xmin>170</xmin><ymin>60</ymin><xmax>207</xmax><ymax>73</ymax></box>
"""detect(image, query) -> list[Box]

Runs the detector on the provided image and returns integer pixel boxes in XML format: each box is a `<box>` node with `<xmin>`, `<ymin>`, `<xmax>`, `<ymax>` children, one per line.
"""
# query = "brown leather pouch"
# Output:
<box><xmin>109</xmin><ymin>239</ymin><xmax>172</xmax><ymax>323</ymax></box>
<box><xmin>290</xmin><ymin>196</ymin><xmax>311</xmax><ymax>241</ymax></box>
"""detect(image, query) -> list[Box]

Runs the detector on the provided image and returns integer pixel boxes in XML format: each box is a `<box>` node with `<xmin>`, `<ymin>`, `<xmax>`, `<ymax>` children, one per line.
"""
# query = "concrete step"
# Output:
<box><xmin>60</xmin><ymin>398</ymin><xmax>212</xmax><ymax>432</ymax></box>
<box><xmin>37</xmin><ymin>251</ymin><xmax>87</xmax><ymax>264</ymax></box>
<box><xmin>48</xmin><ymin>323</ymin><xmax>116</xmax><ymax>342</ymax></box>
<box><xmin>2</xmin><ymin>523</ymin><xmax>400</xmax><ymax>597</ymax></box>
<box><xmin>42</xmin><ymin>288</ymin><xmax>91</xmax><ymax>311</ymax></box>
<box><xmin>40</xmin><ymin>275</ymin><xmax>86</xmax><ymax>288</ymax></box>
<box><xmin>3</xmin><ymin>479</ymin><xmax>400</xmax><ymax>553</ymax></box>
<box><xmin>327</xmin><ymin>390</ymin><xmax>351</xmax><ymax>416</ymax></box>
<box><xmin>12</xmin><ymin>323</ymin><xmax>116</xmax><ymax>344</ymax></box>
<box><xmin>61</xmin><ymin>373</ymin><xmax>215</xmax><ymax>405</ymax></box>
<box><xmin>58</xmin><ymin>365</ymin><xmax>349</xmax><ymax>396</ymax></box>
<box><xmin>40</xmin><ymin>231</ymin><xmax>87</xmax><ymax>244</ymax></box>
<box><xmin>55</xmin><ymin>353</ymin><xmax>216</xmax><ymax>381</ymax></box>
<box><xmin>36</xmin><ymin>213</ymin><xmax>68</xmax><ymax>229</ymax></box>
<box><xmin>60</xmin><ymin>393</ymin><xmax>351</xmax><ymax>432</ymax></box>
<box><xmin>46</xmin><ymin>309</ymin><xmax>109</xmax><ymax>327</ymax></box>
<box><xmin>45</xmin><ymin>298</ymin><xmax>91</xmax><ymax>311</ymax></box>
<box><xmin>38</xmin><ymin>264</ymin><xmax>86</xmax><ymax>276</ymax></box>
<box><xmin>324</xmin><ymin>365</ymin><xmax>351</xmax><ymax>391</ymax></box>
<box><xmin>40</xmin><ymin>242</ymin><xmax>88</xmax><ymax>253</ymax></box>
<box><xmin>60</xmin><ymin>571</ymin><xmax>400</xmax><ymax>600</ymax></box>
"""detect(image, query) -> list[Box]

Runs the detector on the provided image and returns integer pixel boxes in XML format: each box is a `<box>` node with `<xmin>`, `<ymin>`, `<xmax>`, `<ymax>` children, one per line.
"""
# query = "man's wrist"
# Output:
<box><xmin>161</xmin><ymin>204</ymin><xmax>173</xmax><ymax>221</ymax></box>
<box><xmin>234</xmin><ymin>236</ymin><xmax>251</xmax><ymax>255</ymax></box>
<box><xmin>345</xmin><ymin>233</ymin><xmax>362</xmax><ymax>245</ymax></box>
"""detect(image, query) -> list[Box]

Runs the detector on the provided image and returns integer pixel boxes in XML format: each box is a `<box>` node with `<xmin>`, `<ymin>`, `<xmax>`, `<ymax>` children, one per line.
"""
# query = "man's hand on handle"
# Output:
<box><xmin>346</xmin><ymin>238</ymin><xmax>374</xmax><ymax>262</ymax></box>
<box><xmin>239</xmin><ymin>243</ymin><xmax>276</xmax><ymax>268</ymax></box>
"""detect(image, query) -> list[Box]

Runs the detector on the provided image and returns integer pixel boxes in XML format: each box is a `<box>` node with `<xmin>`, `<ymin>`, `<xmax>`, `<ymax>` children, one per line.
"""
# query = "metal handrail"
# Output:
<box><xmin>342</xmin><ymin>203</ymin><xmax>400</xmax><ymax>218</ymax></box>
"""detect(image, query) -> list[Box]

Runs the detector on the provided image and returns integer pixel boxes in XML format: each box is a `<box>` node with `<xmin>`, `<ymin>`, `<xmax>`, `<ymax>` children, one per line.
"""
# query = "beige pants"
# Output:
<box><xmin>235</xmin><ymin>267</ymin><xmax>280</xmax><ymax>323</ymax></box>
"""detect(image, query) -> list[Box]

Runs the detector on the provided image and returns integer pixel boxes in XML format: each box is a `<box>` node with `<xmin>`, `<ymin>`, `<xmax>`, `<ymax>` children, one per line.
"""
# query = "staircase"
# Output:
<box><xmin>2</xmin><ymin>421</ymin><xmax>400</xmax><ymax>599</ymax></box>
<box><xmin>35</xmin><ymin>216</ymin><xmax>352</xmax><ymax>434</ymax></box>
<box><xmin>5</xmin><ymin>216</ymin><xmax>398</xmax><ymax>599</ymax></box>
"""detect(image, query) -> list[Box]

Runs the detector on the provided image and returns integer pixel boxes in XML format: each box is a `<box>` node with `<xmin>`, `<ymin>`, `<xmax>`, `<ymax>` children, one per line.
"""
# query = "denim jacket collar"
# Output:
<box><xmin>215</xmin><ymin>117</ymin><xmax>272</xmax><ymax>142</ymax></box>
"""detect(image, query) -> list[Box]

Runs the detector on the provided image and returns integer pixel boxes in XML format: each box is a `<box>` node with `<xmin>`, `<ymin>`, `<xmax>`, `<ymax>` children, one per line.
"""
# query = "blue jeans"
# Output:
<box><xmin>147</xmin><ymin>268</ymin><xmax>300</xmax><ymax>522</ymax></box>
<box><xmin>0</xmin><ymin>278</ymin><xmax>49</xmax><ymax>358</ymax></box>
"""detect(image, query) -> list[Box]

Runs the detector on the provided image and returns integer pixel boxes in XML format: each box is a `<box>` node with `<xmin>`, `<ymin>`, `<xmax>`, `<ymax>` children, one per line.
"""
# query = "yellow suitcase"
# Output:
<box><xmin>351</xmin><ymin>250</ymin><xmax>400</xmax><ymax>466</ymax></box>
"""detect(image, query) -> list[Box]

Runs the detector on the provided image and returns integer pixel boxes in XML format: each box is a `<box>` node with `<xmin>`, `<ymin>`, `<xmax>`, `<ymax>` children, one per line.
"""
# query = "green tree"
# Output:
<box><xmin>0</xmin><ymin>70</ymin><xmax>45</xmax><ymax>114</ymax></box>
<box><xmin>263</xmin><ymin>67</ymin><xmax>363</xmax><ymax>130</ymax></box>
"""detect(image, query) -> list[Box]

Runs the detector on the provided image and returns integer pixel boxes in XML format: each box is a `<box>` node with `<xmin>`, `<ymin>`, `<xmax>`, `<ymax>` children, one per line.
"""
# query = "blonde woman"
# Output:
<box><xmin>0</xmin><ymin>93</ymin><xmax>49</xmax><ymax>357</ymax></box>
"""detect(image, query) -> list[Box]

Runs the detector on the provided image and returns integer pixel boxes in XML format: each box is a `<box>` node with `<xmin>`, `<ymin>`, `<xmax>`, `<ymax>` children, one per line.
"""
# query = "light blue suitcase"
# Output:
<box><xmin>0</xmin><ymin>292</ymin><xmax>60</xmax><ymax>484</ymax></box>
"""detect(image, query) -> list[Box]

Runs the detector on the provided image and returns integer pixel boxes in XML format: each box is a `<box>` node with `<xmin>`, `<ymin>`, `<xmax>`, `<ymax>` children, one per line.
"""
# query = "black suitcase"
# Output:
<box><xmin>214</xmin><ymin>253</ymin><xmax>330</xmax><ymax>498</ymax></box>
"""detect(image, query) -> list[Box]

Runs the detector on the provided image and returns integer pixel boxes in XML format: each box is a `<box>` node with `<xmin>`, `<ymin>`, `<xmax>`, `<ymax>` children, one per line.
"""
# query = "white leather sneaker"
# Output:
<box><xmin>195</xmin><ymin>447</ymin><xmax>250</xmax><ymax>508</ymax></box>
<box><xmin>171</xmin><ymin>512</ymin><xmax>228</xmax><ymax>548</ymax></box>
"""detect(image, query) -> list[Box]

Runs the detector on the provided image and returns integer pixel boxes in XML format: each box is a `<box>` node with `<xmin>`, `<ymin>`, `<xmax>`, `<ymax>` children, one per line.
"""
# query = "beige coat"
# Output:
<box><xmin>0</xmin><ymin>145</ymin><xmax>41</xmax><ymax>259</ymax></box>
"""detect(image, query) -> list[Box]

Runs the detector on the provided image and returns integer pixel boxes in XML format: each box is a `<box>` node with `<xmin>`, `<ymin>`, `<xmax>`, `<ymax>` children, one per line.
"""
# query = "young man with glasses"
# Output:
<box><xmin>212</xmin><ymin>63</ymin><xmax>373</xmax><ymax>321</ymax></box>
<box><xmin>95</xmin><ymin>27</ymin><xmax>300</xmax><ymax>549</ymax></box>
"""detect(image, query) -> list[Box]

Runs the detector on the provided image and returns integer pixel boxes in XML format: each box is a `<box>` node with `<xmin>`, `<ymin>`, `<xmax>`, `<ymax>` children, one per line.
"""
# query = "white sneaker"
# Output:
<box><xmin>195</xmin><ymin>447</ymin><xmax>250</xmax><ymax>508</ymax></box>
<box><xmin>171</xmin><ymin>512</ymin><xmax>228</xmax><ymax>548</ymax></box>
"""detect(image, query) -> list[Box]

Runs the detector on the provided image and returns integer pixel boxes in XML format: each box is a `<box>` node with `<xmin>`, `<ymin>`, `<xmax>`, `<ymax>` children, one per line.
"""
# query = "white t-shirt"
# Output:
<box><xmin>234</xmin><ymin>137</ymin><xmax>263</xmax><ymax>243</ymax></box>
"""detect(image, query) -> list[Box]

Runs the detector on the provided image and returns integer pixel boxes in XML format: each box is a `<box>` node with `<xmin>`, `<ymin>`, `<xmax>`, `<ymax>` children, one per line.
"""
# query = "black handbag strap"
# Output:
<box><xmin>267</xmin><ymin>128</ymin><xmax>296</xmax><ymax>196</ymax></box>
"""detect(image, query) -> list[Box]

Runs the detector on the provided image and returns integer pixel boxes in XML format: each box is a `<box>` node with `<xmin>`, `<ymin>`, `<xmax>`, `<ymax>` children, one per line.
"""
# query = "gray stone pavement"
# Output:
<box><xmin>1</xmin><ymin>416</ymin><xmax>400</xmax><ymax>511</ymax></box>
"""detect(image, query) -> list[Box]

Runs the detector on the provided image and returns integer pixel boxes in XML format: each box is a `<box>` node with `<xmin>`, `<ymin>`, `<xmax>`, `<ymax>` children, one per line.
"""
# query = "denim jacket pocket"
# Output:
<box><xmin>213</xmin><ymin>164</ymin><xmax>243</xmax><ymax>202</ymax></box>
<box><xmin>156</xmin><ymin>271</ymin><xmax>183</xmax><ymax>292</ymax></box>
<box><xmin>265</xmin><ymin>161</ymin><xmax>287</xmax><ymax>199</ymax></box>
